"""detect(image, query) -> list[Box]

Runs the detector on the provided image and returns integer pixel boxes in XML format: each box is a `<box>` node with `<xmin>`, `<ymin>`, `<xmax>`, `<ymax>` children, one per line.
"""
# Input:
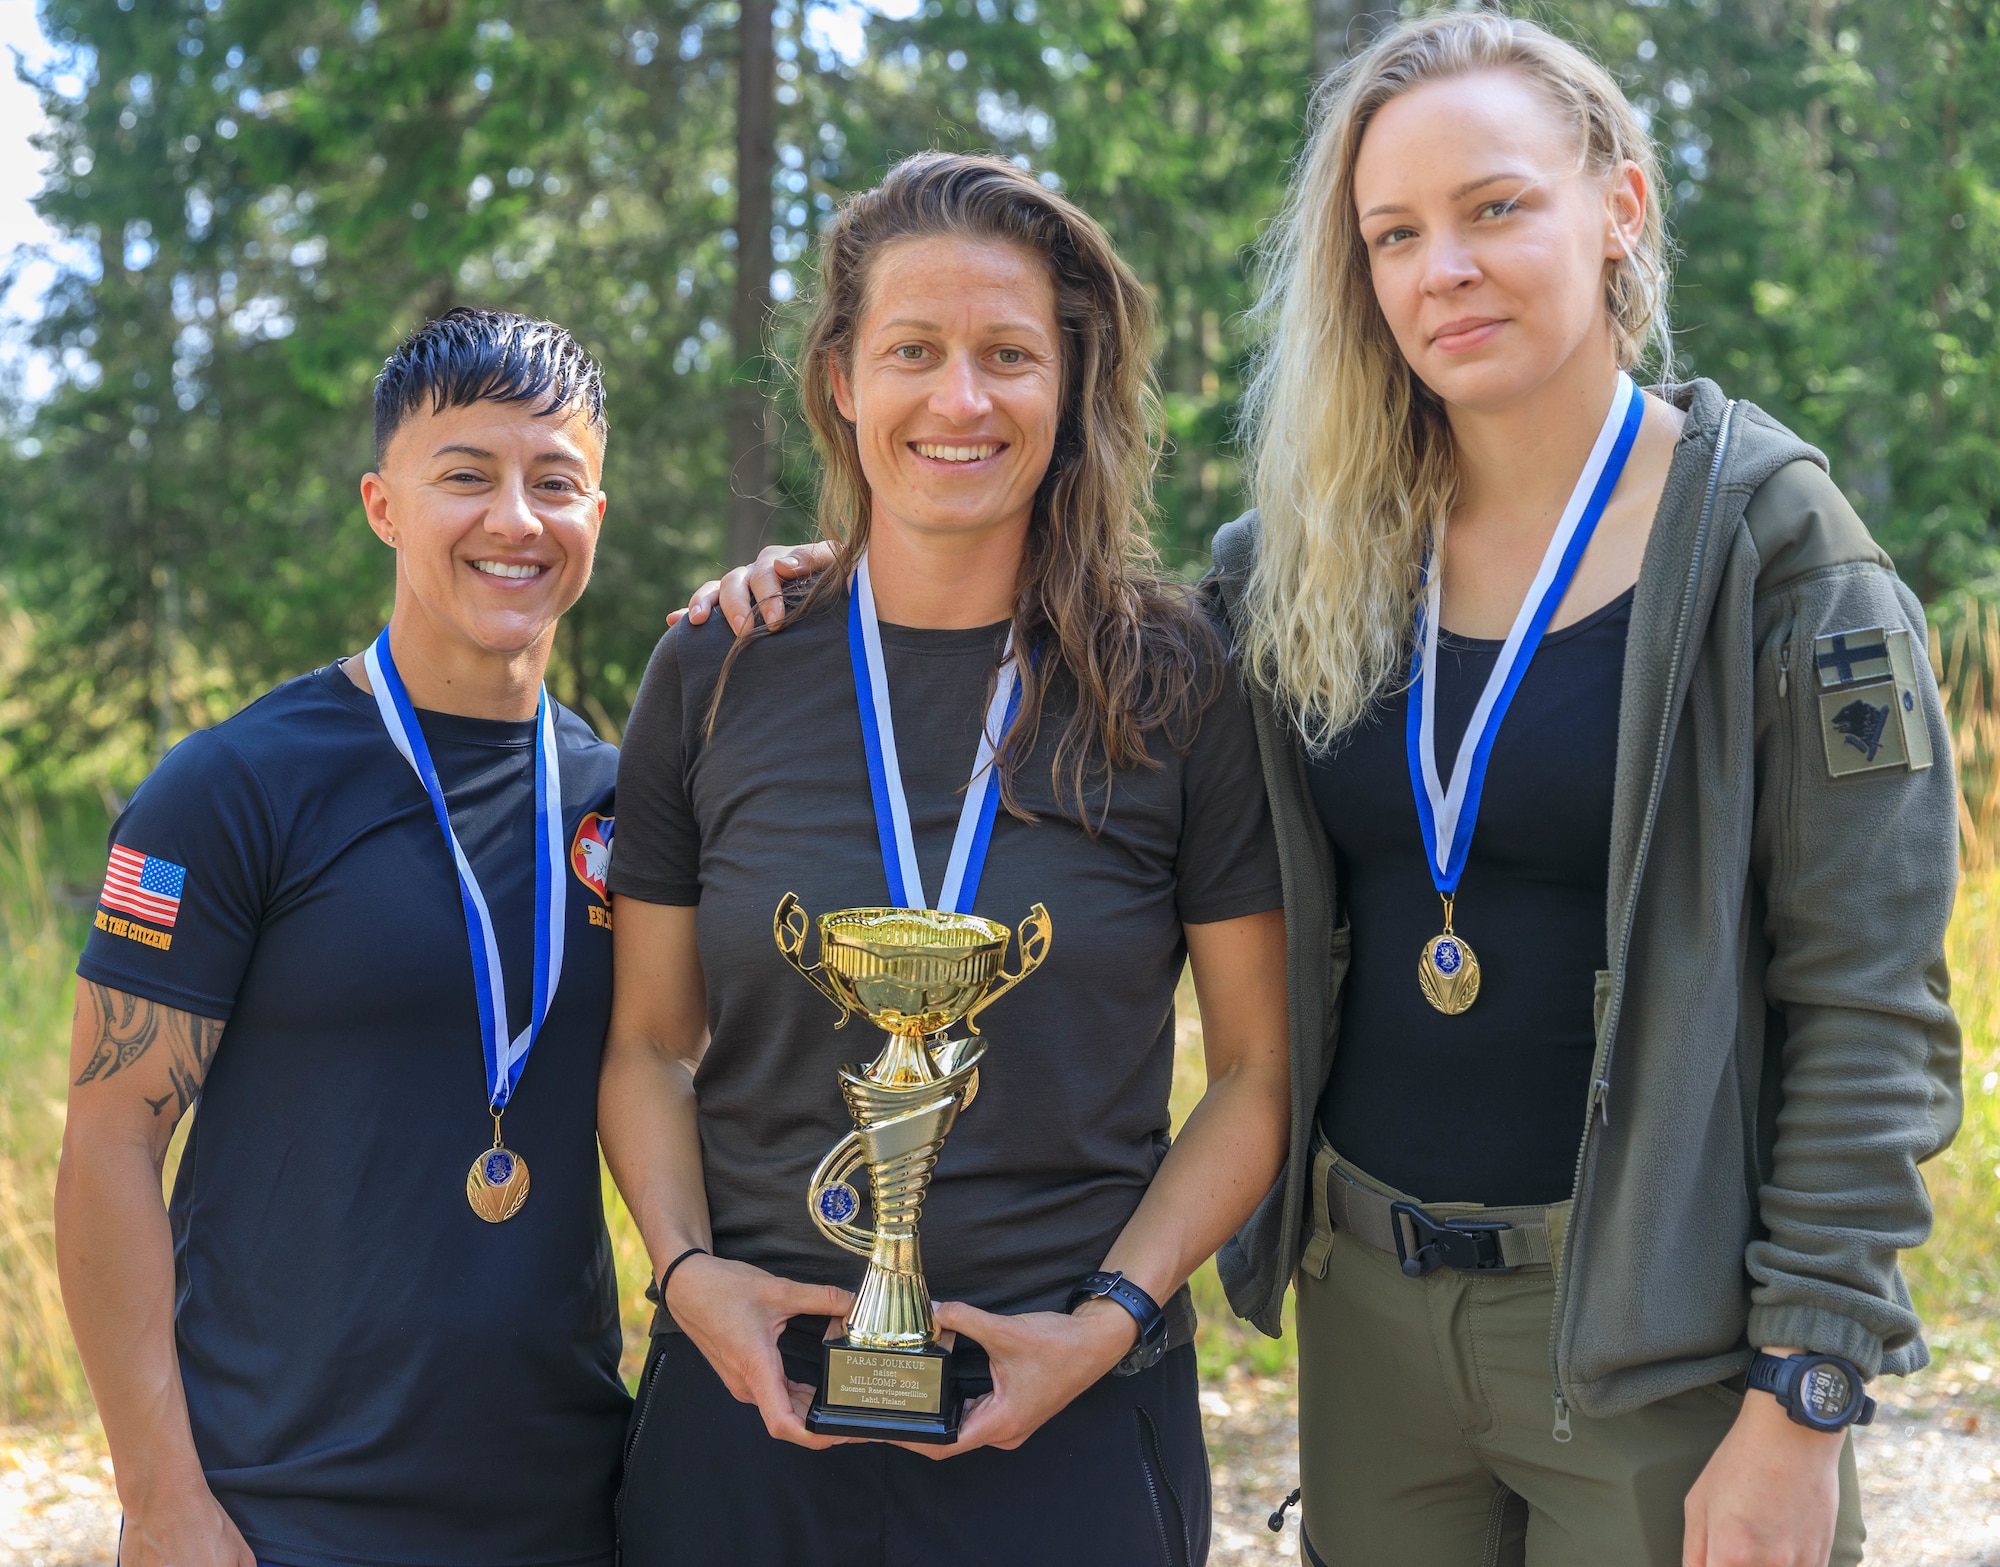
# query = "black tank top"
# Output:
<box><xmin>1309</xmin><ymin>589</ymin><xmax>1632</xmax><ymax>1206</ymax></box>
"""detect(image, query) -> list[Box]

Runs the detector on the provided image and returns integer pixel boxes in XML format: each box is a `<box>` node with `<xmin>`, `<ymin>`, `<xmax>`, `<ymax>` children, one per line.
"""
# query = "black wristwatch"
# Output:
<box><xmin>1067</xmin><ymin>1271</ymin><xmax>1168</xmax><ymax>1376</ymax></box>
<box><xmin>1746</xmin><ymin>1351</ymin><xmax>1876</xmax><ymax>1432</ymax></box>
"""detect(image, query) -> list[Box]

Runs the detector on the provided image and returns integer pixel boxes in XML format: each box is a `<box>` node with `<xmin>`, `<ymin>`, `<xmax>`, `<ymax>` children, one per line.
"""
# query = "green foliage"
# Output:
<box><xmin>850</xmin><ymin>0</ymin><xmax>1310</xmax><ymax>571</ymax></box>
<box><xmin>1</xmin><ymin>0</ymin><xmax>804</xmax><ymax>784</ymax></box>
<box><xmin>0</xmin><ymin>0</ymin><xmax>1994</xmax><ymax>786</ymax></box>
<box><xmin>1556</xmin><ymin>0</ymin><xmax>2000</xmax><ymax>600</ymax></box>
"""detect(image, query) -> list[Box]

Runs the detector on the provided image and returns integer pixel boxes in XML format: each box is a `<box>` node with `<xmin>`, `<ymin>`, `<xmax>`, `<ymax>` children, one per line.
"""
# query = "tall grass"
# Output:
<box><xmin>1939</xmin><ymin>606</ymin><xmax>2000</xmax><ymax>873</ymax></box>
<box><xmin>1904</xmin><ymin>870</ymin><xmax>2000</xmax><ymax>1336</ymax></box>
<box><xmin>5</xmin><ymin>613</ymin><xmax>1999</xmax><ymax>1421</ymax></box>
<box><xmin>0</xmin><ymin>786</ymin><xmax>93</xmax><ymax>1421</ymax></box>
<box><xmin>1904</xmin><ymin>612</ymin><xmax>2000</xmax><ymax>1357</ymax></box>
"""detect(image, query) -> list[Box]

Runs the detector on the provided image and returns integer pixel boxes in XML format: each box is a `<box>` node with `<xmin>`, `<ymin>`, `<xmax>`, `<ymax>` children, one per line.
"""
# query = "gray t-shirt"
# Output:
<box><xmin>611</xmin><ymin>585</ymin><xmax>1283</xmax><ymax>1338</ymax></box>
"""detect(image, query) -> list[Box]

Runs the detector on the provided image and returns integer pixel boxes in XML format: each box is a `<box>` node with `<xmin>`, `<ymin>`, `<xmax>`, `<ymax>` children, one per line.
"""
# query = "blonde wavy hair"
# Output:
<box><xmin>1239</xmin><ymin>11</ymin><xmax>1672</xmax><ymax>750</ymax></box>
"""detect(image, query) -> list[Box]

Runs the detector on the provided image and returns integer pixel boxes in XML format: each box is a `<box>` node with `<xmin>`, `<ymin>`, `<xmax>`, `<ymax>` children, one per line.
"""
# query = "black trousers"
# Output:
<box><xmin>616</xmin><ymin>1329</ymin><xmax>1210</xmax><ymax>1567</ymax></box>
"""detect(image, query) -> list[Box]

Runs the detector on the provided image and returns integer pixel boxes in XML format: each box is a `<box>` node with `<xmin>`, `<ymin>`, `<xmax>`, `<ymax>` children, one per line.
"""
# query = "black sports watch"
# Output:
<box><xmin>1066</xmin><ymin>1271</ymin><xmax>1168</xmax><ymax>1376</ymax></box>
<box><xmin>1746</xmin><ymin>1351</ymin><xmax>1876</xmax><ymax>1432</ymax></box>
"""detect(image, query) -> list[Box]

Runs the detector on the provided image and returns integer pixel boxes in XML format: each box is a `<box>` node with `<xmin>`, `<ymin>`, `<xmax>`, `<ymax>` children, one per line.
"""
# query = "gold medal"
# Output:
<box><xmin>466</xmin><ymin>1114</ymin><xmax>530</xmax><ymax>1223</ymax></box>
<box><xmin>1406</xmin><ymin>381</ymin><xmax>1645</xmax><ymax>1023</ymax></box>
<box><xmin>1417</xmin><ymin>895</ymin><xmax>1480</xmax><ymax>1015</ymax></box>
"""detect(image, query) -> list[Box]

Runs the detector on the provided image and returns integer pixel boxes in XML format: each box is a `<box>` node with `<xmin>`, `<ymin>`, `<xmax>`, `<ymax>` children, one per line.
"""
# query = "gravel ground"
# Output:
<box><xmin>7</xmin><ymin>1362</ymin><xmax>1998</xmax><ymax>1566</ymax></box>
<box><xmin>0</xmin><ymin>1427</ymin><xmax>114</xmax><ymax>1567</ymax></box>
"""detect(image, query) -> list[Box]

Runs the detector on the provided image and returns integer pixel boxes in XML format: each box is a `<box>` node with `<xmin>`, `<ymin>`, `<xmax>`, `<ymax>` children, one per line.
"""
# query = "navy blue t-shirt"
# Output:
<box><xmin>76</xmin><ymin>663</ymin><xmax>630</xmax><ymax>1567</ymax></box>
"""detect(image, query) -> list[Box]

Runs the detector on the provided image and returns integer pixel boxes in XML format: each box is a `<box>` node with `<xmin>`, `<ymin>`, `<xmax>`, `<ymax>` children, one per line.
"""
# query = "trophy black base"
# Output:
<box><xmin>805</xmin><ymin>1337</ymin><xmax>962</xmax><ymax>1444</ymax></box>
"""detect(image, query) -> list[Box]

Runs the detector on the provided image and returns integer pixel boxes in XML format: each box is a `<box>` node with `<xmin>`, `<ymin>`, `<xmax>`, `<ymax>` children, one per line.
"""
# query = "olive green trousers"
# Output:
<box><xmin>1294</xmin><ymin>1166</ymin><xmax>1865</xmax><ymax>1567</ymax></box>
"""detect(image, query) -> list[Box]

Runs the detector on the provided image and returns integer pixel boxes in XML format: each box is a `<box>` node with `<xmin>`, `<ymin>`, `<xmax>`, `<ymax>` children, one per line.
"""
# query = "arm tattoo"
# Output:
<box><xmin>73</xmin><ymin>981</ymin><xmax>225</xmax><ymax>1119</ymax></box>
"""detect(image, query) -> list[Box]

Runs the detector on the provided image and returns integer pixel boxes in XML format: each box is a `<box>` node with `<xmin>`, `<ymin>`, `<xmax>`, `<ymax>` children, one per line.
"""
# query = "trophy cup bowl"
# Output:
<box><xmin>774</xmin><ymin>892</ymin><xmax>1050</xmax><ymax>1442</ymax></box>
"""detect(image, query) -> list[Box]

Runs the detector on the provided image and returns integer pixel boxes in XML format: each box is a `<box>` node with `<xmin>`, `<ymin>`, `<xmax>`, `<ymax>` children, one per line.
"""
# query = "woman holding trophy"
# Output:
<box><xmin>689</xmin><ymin>13</ymin><xmax>1961</xmax><ymax>1566</ymax></box>
<box><xmin>599</xmin><ymin>151</ymin><xmax>1288</xmax><ymax>1566</ymax></box>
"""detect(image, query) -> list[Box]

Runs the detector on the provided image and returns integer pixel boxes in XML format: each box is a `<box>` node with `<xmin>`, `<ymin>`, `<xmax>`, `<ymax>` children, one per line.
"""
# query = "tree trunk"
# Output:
<box><xmin>726</xmin><ymin>0</ymin><xmax>777</xmax><ymax>568</ymax></box>
<box><xmin>1310</xmin><ymin>0</ymin><xmax>1396</xmax><ymax>81</ymax></box>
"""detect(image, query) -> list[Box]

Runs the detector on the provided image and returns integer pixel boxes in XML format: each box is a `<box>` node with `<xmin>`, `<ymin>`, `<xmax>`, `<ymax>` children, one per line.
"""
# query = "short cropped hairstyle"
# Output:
<box><xmin>372</xmin><ymin>307</ymin><xmax>607</xmax><ymax>466</ymax></box>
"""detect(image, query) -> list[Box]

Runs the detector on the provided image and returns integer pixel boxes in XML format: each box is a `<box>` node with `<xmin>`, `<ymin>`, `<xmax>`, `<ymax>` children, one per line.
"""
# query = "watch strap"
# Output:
<box><xmin>1745</xmin><ymin>1350</ymin><xmax>1793</xmax><ymax>1400</ymax></box>
<box><xmin>1067</xmin><ymin>1270</ymin><xmax>1168</xmax><ymax>1375</ymax></box>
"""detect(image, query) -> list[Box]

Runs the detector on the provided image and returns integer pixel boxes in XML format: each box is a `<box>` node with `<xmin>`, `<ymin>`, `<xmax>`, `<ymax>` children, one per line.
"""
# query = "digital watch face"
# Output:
<box><xmin>1801</xmin><ymin>1361</ymin><xmax>1855</xmax><ymax>1424</ymax></box>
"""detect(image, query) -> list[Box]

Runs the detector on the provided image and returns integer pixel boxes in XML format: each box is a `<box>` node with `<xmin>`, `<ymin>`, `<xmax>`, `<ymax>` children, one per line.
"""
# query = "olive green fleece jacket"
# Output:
<box><xmin>1208</xmin><ymin>378</ymin><xmax>1963</xmax><ymax>1419</ymax></box>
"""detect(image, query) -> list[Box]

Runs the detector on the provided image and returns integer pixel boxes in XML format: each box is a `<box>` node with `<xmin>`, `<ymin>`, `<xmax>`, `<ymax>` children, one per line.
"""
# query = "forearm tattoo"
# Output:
<box><xmin>73</xmin><ymin>981</ymin><xmax>224</xmax><ymax>1119</ymax></box>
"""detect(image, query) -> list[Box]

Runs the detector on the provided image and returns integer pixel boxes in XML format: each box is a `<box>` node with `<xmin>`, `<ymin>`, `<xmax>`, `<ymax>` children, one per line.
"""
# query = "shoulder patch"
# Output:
<box><xmin>570</xmin><ymin>812</ymin><xmax>614</xmax><ymax>904</ymax></box>
<box><xmin>1813</xmin><ymin>627</ymin><xmax>1932</xmax><ymax>778</ymax></box>
<box><xmin>94</xmin><ymin>844</ymin><xmax>186</xmax><ymax>950</ymax></box>
<box><xmin>99</xmin><ymin>844</ymin><xmax>186</xmax><ymax>927</ymax></box>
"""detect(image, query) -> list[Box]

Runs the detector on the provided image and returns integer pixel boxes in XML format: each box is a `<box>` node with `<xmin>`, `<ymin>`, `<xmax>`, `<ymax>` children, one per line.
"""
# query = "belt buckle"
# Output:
<box><xmin>1389</xmin><ymin>1202</ymin><xmax>1516</xmax><ymax>1278</ymax></box>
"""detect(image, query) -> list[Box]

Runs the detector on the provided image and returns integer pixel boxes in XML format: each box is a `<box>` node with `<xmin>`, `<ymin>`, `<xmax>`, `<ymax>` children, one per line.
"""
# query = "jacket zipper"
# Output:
<box><xmin>1547</xmin><ymin>399</ymin><xmax>1738</xmax><ymax>1430</ymax></box>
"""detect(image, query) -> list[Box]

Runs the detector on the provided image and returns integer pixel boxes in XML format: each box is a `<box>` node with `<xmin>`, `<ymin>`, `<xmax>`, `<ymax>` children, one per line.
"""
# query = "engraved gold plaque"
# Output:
<box><xmin>824</xmin><ymin>1346</ymin><xmax>947</xmax><ymax>1413</ymax></box>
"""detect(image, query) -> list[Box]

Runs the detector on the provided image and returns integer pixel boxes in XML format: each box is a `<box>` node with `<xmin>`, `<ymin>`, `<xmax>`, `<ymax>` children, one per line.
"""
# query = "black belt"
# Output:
<box><xmin>1300</xmin><ymin>1140</ymin><xmax>1568</xmax><ymax>1280</ymax></box>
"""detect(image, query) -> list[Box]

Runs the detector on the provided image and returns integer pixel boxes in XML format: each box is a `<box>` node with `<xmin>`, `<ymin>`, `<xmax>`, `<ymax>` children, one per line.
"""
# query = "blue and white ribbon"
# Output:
<box><xmin>848</xmin><ymin>552</ymin><xmax>1021</xmax><ymax>914</ymax></box>
<box><xmin>1407</xmin><ymin>372</ymin><xmax>1645</xmax><ymax>894</ymax></box>
<box><xmin>364</xmin><ymin>629</ymin><xmax>566</xmax><ymax>1111</ymax></box>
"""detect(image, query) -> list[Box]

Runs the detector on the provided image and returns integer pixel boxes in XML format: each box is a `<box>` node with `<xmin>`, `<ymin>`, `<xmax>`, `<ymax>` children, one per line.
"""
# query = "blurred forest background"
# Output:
<box><xmin>0</xmin><ymin>0</ymin><xmax>1993</xmax><ymax>784</ymax></box>
<box><xmin>3</xmin><ymin>0</ymin><xmax>2000</xmax><ymax>1437</ymax></box>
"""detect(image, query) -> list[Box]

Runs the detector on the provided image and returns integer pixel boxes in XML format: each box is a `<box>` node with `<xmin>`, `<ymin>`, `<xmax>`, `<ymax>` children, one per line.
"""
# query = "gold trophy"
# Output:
<box><xmin>774</xmin><ymin>892</ymin><xmax>1050</xmax><ymax>1442</ymax></box>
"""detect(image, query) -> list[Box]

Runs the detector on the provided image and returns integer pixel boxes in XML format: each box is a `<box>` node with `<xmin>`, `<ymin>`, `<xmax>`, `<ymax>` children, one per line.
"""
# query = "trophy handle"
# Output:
<box><xmin>774</xmin><ymin>892</ymin><xmax>852</xmax><ymax>1027</ymax></box>
<box><xmin>807</xmin><ymin>1132</ymin><xmax>876</xmax><ymax>1257</ymax></box>
<box><xmin>961</xmin><ymin>903</ymin><xmax>1052</xmax><ymax>1037</ymax></box>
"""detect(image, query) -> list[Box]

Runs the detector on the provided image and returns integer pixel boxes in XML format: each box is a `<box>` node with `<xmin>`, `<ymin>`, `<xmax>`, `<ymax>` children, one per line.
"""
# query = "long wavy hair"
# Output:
<box><xmin>1238</xmin><ymin>11</ymin><xmax>1672</xmax><ymax>751</ymax></box>
<box><xmin>715</xmin><ymin>151</ymin><xmax>1216</xmax><ymax>822</ymax></box>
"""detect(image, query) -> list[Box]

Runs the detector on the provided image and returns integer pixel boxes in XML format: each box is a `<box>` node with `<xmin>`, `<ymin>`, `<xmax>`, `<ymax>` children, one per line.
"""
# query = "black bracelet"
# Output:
<box><xmin>646</xmin><ymin>1246</ymin><xmax>708</xmax><ymax>1308</ymax></box>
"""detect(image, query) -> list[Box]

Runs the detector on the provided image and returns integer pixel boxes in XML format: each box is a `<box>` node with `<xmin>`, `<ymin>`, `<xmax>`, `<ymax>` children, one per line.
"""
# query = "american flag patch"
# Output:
<box><xmin>100</xmin><ymin>845</ymin><xmax>187</xmax><ymax>929</ymax></box>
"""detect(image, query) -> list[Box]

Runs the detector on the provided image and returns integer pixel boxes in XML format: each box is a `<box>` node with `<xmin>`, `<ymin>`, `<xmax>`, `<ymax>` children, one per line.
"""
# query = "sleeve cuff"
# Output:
<box><xmin>73</xmin><ymin>960</ymin><xmax>235</xmax><ymax>1023</ymax></box>
<box><xmin>605</xmin><ymin>878</ymin><xmax>702</xmax><ymax>906</ymax></box>
<box><xmin>1746</xmin><ymin>1304</ymin><xmax>1904</xmax><ymax>1380</ymax></box>
<box><xmin>1177</xmin><ymin>884</ymin><xmax>1286</xmax><ymax>927</ymax></box>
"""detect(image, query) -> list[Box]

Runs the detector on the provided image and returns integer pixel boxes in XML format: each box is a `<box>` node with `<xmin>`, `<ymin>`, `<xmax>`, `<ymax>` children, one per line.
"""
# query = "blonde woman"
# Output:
<box><xmin>1208</xmin><ymin>13</ymin><xmax>1957</xmax><ymax>1567</ymax></box>
<box><xmin>690</xmin><ymin>15</ymin><xmax>1962</xmax><ymax>1566</ymax></box>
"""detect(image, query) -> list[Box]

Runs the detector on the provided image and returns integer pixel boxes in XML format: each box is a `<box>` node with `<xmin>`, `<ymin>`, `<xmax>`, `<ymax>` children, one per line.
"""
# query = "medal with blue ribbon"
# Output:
<box><xmin>848</xmin><ymin>552</ymin><xmax>1021</xmax><ymax>915</ymax></box>
<box><xmin>1407</xmin><ymin>373</ymin><xmax>1644</xmax><ymax>1015</ymax></box>
<box><xmin>363</xmin><ymin>629</ymin><xmax>566</xmax><ymax>1220</ymax></box>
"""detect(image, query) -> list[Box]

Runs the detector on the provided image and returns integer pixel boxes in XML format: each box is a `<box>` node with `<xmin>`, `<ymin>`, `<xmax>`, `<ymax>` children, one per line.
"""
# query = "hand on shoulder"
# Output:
<box><xmin>669</xmin><ymin>542</ymin><xmax>839</xmax><ymax>635</ymax></box>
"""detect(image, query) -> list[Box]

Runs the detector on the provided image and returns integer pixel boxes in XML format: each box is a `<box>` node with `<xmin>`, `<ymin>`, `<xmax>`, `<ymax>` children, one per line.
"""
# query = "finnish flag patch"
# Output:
<box><xmin>1813</xmin><ymin>626</ymin><xmax>1933</xmax><ymax>778</ymax></box>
